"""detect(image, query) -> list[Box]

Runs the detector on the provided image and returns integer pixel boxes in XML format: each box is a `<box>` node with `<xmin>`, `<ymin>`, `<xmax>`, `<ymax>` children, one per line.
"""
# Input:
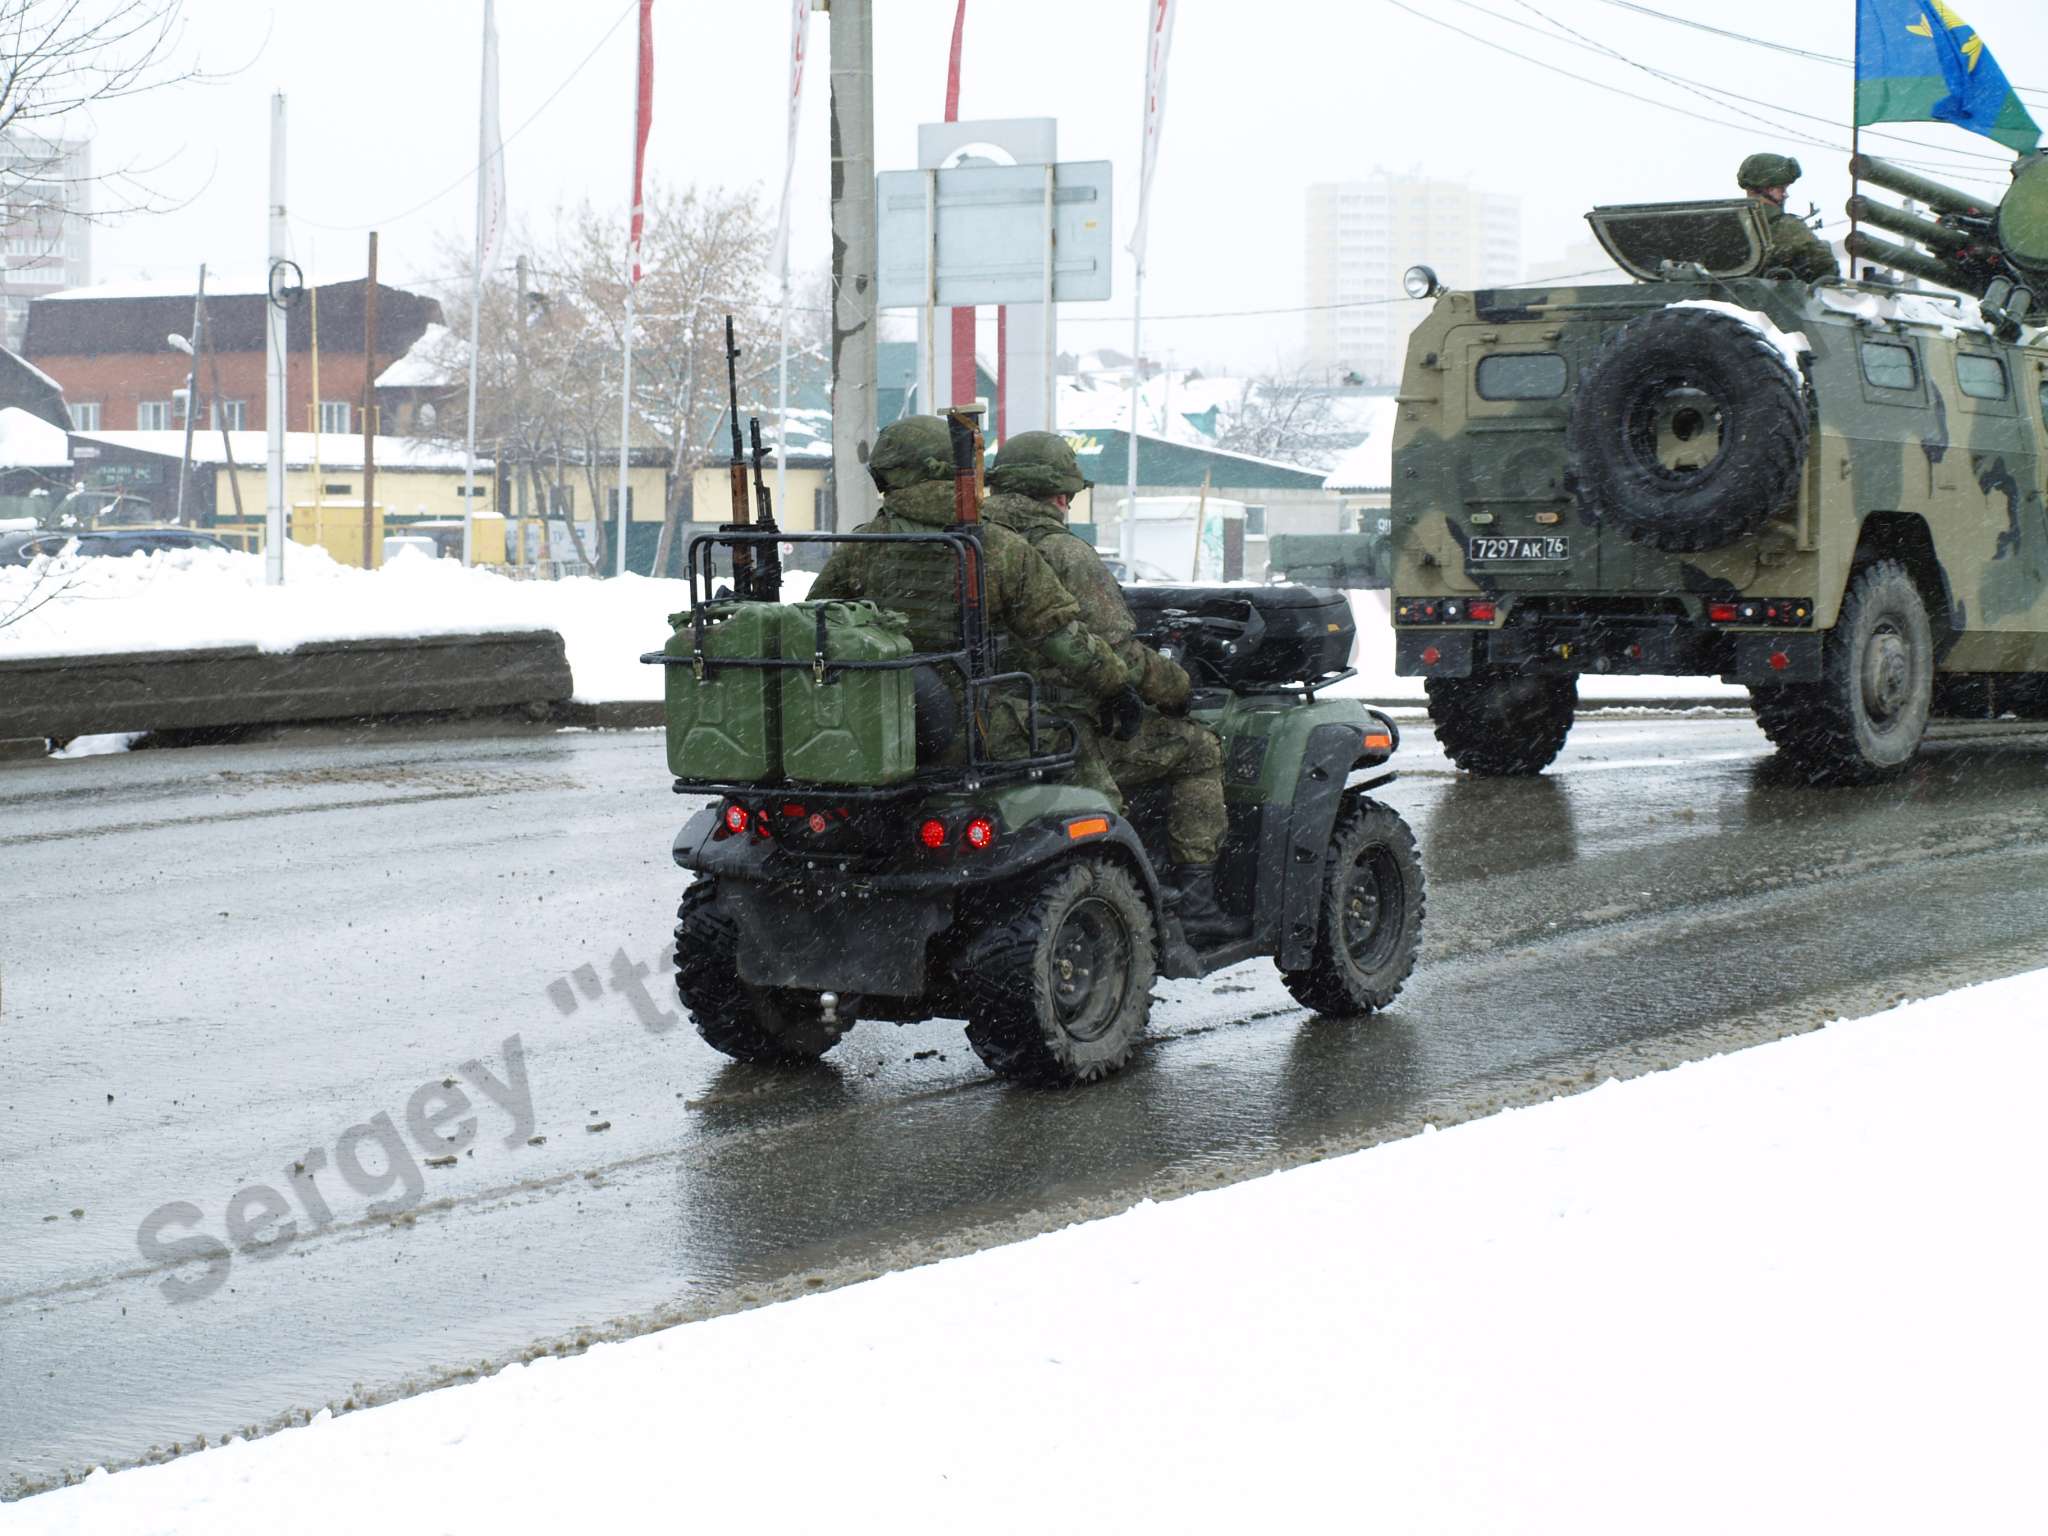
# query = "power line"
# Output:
<box><xmin>1592</xmin><ymin>0</ymin><xmax>2048</xmax><ymax>104</ymax></box>
<box><xmin>1485</xmin><ymin>0</ymin><xmax>2010</xmax><ymax>167</ymax></box>
<box><xmin>1382</xmin><ymin>0</ymin><xmax>2011</xmax><ymax>190</ymax></box>
<box><xmin>293</xmin><ymin>0</ymin><xmax>641</xmax><ymax>235</ymax></box>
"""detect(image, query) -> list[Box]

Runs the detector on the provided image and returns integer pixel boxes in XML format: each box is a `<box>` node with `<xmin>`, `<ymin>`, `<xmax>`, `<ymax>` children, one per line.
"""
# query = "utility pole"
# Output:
<box><xmin>203</xmin><ymin>296</ymin><xmax>245</xmax><ymax>523</ymax></box>
<box><xmin>362</xmin><ymin>232</ymin><xmax>379</xmax><ymax>568</ymax></box>
<box><xmin>828</xmin><ymin>0</ymin><xmax>877</xmax><ymax>531</ymax></box>
<box><xmin>265</xmin><ymin>93</ymin><xmax>288</xmax><ymax>586</ymax></box>
<box><xmin>174</xmin><ymin>265</ymin><xmax>205</xmax><ymax>526</ymax></box>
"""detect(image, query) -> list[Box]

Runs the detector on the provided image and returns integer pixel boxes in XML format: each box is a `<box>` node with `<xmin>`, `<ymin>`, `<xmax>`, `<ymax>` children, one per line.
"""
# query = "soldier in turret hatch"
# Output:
<box><xmin>1738</xmin><ymin>153</ymin><xmax>1841</xmax><ymax>282</ymax></box>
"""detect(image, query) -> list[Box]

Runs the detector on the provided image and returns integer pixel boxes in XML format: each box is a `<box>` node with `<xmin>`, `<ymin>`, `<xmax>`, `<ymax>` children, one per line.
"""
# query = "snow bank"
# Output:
<box><xmin>17</xmin><ymin>970</ymin><xmax>2046</xmax><ymax>1532</ymax></box>
<box><xmin>0</xmin><ymin>544</ymin><xmax>735</xmax><ymax>703</ymax></box>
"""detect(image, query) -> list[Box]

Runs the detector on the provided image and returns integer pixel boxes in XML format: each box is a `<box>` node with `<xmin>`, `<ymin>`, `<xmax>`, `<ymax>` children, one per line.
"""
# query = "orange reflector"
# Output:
<box><xmin>1066</xmin><ymin>817</ymin><xmax>1110</xmax><ymax>840</ymax></box>
<box><xmin>1363</xmin><ymin>732</ymin><xmax>1393</xmax><ymax>752</ymax></box>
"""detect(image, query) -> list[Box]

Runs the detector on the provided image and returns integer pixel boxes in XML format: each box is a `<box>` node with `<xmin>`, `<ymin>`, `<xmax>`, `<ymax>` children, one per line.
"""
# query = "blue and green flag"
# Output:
<box><xmin>1855</xmin><ymin>0</ymin><xmax>2040</xmax><ymax>154</ymax></box>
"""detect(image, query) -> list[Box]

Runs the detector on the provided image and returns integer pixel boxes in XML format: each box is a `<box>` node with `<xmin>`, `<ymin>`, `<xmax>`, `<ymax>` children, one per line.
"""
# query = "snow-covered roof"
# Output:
<box><xmin>0</xmin><ymin>406</ymin><xmax>71</xmax><ymax>467</ymax></box>
<box><xmin>375</xmin><ymin>323</ymin><xmax>455</xmax><ymax>389</ymax></box>
<box><xmin>38</xmin><ymin>272</ymin><xmax>273</xmax><ymax>302</ymax></box>
<box><xmin>71</xmin><ymin>430</ymin><xmax>493</xmax><ymax>472</ymax></box>
<box><xmin>1322</xmin><ymin>397</ymin><xmax>1403</xmax><ymax>491</ymax></box>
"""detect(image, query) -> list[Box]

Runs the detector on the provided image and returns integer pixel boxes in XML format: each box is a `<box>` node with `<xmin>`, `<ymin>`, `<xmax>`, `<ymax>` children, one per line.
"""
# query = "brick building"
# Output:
<box><xmin>21</xmin><ymin>276</ymin><xmax>442</xmax><ymax>435</ymax></box>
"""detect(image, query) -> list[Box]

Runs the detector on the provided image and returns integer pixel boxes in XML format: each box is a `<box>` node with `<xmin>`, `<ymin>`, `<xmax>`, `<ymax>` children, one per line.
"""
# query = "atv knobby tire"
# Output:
<box><xmin>1568</xmin><ymin>306</ymin><xmax>1809</xmax><ymax>554</ymax></box>
<box><xmin>1750</xmin><ymin>559</ymin><xmax>1933</xmax><ymax>784</ymax></box>
<box><xmin>675</xmin><ymin>880</ymin><xmax>853</xmax><ymax>1063</ymax></box>
<box><xmin>1281</xmin><ymin>798</ymin><xmax>1425</xmax><ymax>1018</ymax></box>
<box><xmin>1426</xmin><ymin>667</ymin><xmax>1578</xmax><ymax>776</ymax></box>
<box><xmin>960</xmin><ymin>861</ymin><xmax>1157</xmax><ymax>1085</ymax></box>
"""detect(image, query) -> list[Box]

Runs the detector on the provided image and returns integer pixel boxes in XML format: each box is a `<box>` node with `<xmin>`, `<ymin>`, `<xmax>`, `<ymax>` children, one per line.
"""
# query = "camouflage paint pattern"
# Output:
<box><xmin>985</xmin><ymin>487</ymin><xmax>1222</xmax><ymax>863</ymax></box>
<box><xmin>1389</xmin><ymin>260</ymin><xmax>2048</xmax><ymax>684</ymax></box>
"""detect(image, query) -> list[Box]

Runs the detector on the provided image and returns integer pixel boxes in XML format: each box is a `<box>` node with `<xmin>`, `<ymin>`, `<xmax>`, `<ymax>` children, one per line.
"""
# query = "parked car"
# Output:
<box><xmin>1097</xmin><ymin>555</ymin><xmax>1180</xmax><ymax>584</ymax></box>
<box><xmin>3</xmin><ymin>528</ymin><xmax>232</xmax><ymax>565</ymax></box>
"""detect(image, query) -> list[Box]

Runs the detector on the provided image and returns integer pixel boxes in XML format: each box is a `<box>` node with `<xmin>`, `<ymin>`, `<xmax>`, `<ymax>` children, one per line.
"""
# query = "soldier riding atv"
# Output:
<box><xmin>1389</xmin><ymin>150</ymin><xmax>2048</xmax><ymax>785</ymax></box>
<box><xmin>647</xmin><ymin>395</ymin><xmax>1424</xmax><ymax>1086</ymax></box>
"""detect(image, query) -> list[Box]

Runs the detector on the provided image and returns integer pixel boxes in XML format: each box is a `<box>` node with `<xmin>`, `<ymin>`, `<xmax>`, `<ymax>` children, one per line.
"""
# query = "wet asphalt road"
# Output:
<box><xmin>7</xmin><ymin>710</ymin><xmax>2048</xmax><ymax>1494</ymax></box>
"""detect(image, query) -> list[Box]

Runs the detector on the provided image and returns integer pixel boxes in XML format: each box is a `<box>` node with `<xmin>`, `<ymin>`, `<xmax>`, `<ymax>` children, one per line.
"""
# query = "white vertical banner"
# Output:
<box><xmin>1129</xmin><ymin>0</ymin><xmax>1176</xmax><ymax>271</ymax></box>
<box><xmin>770</xmin><ymin>0</ymin><xmax>811</xmax><ymax>279</ymax></box>
<box><xmin>773</xmin><ymin>0</ymin><xmax>811</xmax><ymax>515</ymax></box>
<box><xmin>464</xmin><ymin>0</ymin><xmax>505</xmax><ymax>566</ymax></box>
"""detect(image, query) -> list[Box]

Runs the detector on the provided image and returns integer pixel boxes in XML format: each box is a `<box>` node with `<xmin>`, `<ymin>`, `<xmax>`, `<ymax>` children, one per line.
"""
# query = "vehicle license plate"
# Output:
<box><xmin>1468</xmin><ymin>535</ymin><xmax>1569</xmax><ymax>562</ymax></box>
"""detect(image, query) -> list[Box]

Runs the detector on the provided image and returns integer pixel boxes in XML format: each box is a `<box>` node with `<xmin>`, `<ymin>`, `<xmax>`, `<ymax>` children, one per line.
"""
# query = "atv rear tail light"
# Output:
<box><xmin>721</xmin><ymin>802</ymin><xmax>750</xmax><ymax>835</ymax></box>
<box><xmin>918</xmin><ymin>817</ymin><xmax>949</xmax><ymax>850</ymax></box>
<box><xmin>807</xmin><ymin>812</ymin><xmax>830</xmax><ymax>834</ymax></box>
<box><xmin>1467</xmin><ymin>601</ymin><xmax>1497</xmax><ymax>622</ymax></box>
<box><xmin>963</xmin><ymin>816</ymin><xmax>998</xmax><ymax>851</ymax></box>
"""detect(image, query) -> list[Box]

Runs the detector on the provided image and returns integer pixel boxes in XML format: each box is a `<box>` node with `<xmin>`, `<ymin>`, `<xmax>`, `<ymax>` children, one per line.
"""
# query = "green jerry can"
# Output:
<box><xmin>779</xmin><ymin>601</ymin><xmax>917</xmax><ymax>785</ymax></box>
<box><xmin>663</xmin><ymin>602</ymin><xmax>781</xmax><ymax>781</ymax></box>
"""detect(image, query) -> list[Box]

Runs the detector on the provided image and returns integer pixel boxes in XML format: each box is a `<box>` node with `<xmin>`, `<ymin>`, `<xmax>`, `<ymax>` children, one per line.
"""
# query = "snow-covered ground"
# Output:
<box><xmin>0</xmin><ymin>541</ymin><xmax>1734</xmax><ymax>718</ymax></box>
<box><xmin>0</xmin><ymin>544</ymin><xmax>796</xmax><ymax>705</ymax></box>
<box><xmin>17</xmin><ymin>971</ymin><xmax>2044</xmax><ymax>1534</ymax></box>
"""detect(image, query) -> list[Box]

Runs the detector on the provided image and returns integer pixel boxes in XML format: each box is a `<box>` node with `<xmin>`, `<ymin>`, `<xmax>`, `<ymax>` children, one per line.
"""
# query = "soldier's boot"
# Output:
<box><xmin>1172</xmin><ymin>863</ymin><xmax>1248</xmax><ymax>947</ymax></box>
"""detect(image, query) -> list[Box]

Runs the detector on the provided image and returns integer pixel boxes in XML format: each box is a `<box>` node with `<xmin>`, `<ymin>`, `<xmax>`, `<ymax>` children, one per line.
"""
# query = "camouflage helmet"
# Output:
<box><xmin>867</xmin><ymin>415</ymin><xmax>955</xmax><ymax>491</ymax></box>
<box><xmin>1737</xmin><ymin>153</ymin><xmax>1802</xmax><ymax>191</ymax></box>
<box><xmin>988</xmin><ymin>430</ymin><xmax>1091</xmax><ymax>498</ymax></box>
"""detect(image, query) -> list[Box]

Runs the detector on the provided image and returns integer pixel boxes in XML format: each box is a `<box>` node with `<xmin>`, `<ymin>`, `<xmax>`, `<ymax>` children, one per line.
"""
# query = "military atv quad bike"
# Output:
<box><xmin>1389</xmin><ymin>152</ymin><xmax>2048</xmax><ymax>785</ymax></box>
<box><xmin>647</xmin><ymin>422</ymin><xmax>1423</xmax><ymax>1086</ymax></box>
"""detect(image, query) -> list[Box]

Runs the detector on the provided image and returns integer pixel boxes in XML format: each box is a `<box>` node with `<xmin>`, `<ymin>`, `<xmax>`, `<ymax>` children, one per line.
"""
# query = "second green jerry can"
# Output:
<box><xmin>779</xmin><ymin>600</ymin><xmax>917</xmax><ymax>785</ymax></box>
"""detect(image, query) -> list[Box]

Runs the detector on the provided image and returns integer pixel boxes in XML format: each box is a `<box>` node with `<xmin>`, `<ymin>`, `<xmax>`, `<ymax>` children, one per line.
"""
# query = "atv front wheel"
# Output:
<box><xmin>961</xmin><ymin>861</ymin><xmax>1157</xmax><ymax>1085</ymax></box>
<box><xmin>1425</xmin><ymin>668</ymin><xmax>1577</xmax><ymax>776</ymax></box>
<box><xmin>1282</xmin><ymin>798</ymin><xmax>1425</xmax><ymax>1018</ymax></box>
<box><xmin>675</xmin><ymin>881</ymin><xmax>853</xmax><ymax>1063</ymax></box>
<box><xmin>1751</xmin><ymin>559</ymin><xmax>1932</xmax><ymax>785</ymax></box>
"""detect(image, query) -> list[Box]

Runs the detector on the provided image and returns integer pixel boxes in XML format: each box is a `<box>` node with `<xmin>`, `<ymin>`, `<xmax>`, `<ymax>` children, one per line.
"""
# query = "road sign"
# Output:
<box><xmin>876</xmin><ymin>161</ymin><xmax>1113</xmax><ymax>309</ymax></box>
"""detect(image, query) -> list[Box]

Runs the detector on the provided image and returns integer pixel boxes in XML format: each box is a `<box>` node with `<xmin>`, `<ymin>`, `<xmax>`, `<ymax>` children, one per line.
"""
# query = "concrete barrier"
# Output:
<box><xmin>0</xmin><ymin>630</ymin><xmax>573</xmax><ymax>741</ymax></box>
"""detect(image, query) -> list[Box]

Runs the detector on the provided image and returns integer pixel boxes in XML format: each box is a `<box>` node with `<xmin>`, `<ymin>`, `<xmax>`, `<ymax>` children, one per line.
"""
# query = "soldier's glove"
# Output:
<box><xmin>1100</xmin><ymin>685</ymin><xmax>1145</xmax><ymax>743</ymax></box>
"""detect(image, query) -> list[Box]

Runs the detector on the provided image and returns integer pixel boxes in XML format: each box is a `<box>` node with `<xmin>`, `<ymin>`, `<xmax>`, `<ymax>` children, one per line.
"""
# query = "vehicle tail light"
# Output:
<box><xmin>721</xmin><ymin>802</ymin><xmax>750</xmax><ymax>835</ymax></box>
<box><xmin>964</xmin><ymin>816</ymin><xmax>998</xmax><ymax>850</ymax></box>
<box><xmin>1468</xmin><ymin>601</ymin><xmax>1497</xmax><ymax>622</ymax></box>
<box><xmin>918</xmin><ymin>818</ymin><xmax>948</xmax><ymax>849</ymax></box>
<box><xmin>807</xmin><ymin>812</ymin><xmax>830</xmax><ymax>834</ymax></box>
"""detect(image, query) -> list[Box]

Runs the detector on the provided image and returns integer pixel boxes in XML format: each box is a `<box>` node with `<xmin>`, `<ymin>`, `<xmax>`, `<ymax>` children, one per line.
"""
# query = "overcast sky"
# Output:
<box><xmin>70</xmin><ymin>0</ymin><xmax>2048</xmax><ymax>374</ymax></box>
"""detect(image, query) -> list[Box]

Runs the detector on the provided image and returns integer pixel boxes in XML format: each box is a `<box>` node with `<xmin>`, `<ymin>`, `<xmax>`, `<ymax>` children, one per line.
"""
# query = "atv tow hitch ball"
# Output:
<box><xmin>819</xmin><ymin>991</ymin><xmax>841</xmax><ymax>1026</ymax></box>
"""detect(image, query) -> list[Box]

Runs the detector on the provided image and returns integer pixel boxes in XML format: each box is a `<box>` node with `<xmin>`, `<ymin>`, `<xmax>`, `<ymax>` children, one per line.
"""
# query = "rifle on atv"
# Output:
<box><xmin>719</xmin><ymin>315</ymin><xmax>781</xmax><ymax>602</ymax></box>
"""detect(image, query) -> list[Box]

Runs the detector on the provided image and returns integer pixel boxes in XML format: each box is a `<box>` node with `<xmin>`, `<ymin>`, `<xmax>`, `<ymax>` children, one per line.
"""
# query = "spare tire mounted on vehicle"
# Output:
<box><xmin>1566</xmin><ymin>306</ymin><xmax>1809</xmax><ymax>554</ymax></box>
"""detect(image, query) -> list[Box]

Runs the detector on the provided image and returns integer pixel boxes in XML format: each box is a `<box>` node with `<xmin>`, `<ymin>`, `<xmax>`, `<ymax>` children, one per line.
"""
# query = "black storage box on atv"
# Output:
<box><xmin>1121</xmin><ymin>583</ymin><xmax>1356</xmax><ymax>686</ymax></box>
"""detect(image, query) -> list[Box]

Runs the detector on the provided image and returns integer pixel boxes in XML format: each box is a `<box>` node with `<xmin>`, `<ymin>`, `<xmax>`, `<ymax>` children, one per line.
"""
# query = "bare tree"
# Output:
<box><xmin>1214</xmin><ymin>366</ymin><xmax>1348</xmax><ymax>470</ymax></box>
<box><xmin>0</xmin><ymin>1</ymin><xmax>207</xmax><ymax>218</ymax></box>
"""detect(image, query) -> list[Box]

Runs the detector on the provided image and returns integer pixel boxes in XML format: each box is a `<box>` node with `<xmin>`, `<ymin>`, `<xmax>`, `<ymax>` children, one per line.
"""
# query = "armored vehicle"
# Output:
<box><xmin>1388</xmin><ymin>154</ymin><xmax>2048</xmax><ymax>783</ymax></box>
<box><xmin>649</xmin><ymin>415</ymin><xmax>1423</xmax><ymax>1086</ymax></box>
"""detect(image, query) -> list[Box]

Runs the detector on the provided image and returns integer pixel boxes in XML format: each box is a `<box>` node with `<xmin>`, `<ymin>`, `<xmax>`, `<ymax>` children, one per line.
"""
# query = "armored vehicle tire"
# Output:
<box><xmin>1425</xmin><ymin>668</ymin><xmax>1578</xmax><ymax>776</ymax></box>
<box><xmin>675</xmin><ymin>881</ymin><xmax>853</xmax><ymax>1063</ymax></box>
<box><xmin>1281</xmin><ymin>798</ymin><xmax>1425</xmax><ymax>1019</ymax></box>
<box><xmin>960</xmin><ymin>860</ymin><xmax>1157</xmax><ymax>1085</ymax></box>
<box><xmin>1750</xmin><ymin>559</ymin><xmax>1934</xmax><ymax>785</ymax></box>
<box><xmin>1567</xmin><ymin>307</ymin><xmax>1808</xmax><ymax>554</ymax></box>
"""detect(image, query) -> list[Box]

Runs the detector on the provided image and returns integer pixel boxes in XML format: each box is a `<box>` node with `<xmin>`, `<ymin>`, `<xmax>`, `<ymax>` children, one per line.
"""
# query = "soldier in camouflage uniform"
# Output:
<box><xmin>985</xmin><ymin>431</ymin><xmax>1245</xmax><ymax>945</ymax></box>
<box><xmin>812</xmin><ymin>415</ymin><xmax>1135</xmax><ymax>778</ymax></box>
<box><xmin>1738</xmin><ymin>152</ymin><xmax>1840</xmax><ymax>283</ymax></box>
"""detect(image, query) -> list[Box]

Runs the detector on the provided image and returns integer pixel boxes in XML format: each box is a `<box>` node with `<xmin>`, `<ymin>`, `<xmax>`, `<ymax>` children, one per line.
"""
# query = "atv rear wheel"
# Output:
<box><xmin>1425</xmin><ymin>668</ymin><xmax>1577</xmax><ymax>776</ymax></box>
<box><xmin>1750</xmin><ymin>559</ymin><xmax>1933</xmax><ymax>785</ymax></box>
<box><xmin>675</xmin><ymin>881</ymin><xmax>853</xmax><ymax>1063</ymax></box>
<box><xmin>961</xmin><ymin>861</ymin><xmax>1157</xmax><ymax>1085</ymax></box>
<box><xmin>1281</xmin><ymin>798</ymin><xmax>1425</xmax><ymax>1018</ymax></box>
